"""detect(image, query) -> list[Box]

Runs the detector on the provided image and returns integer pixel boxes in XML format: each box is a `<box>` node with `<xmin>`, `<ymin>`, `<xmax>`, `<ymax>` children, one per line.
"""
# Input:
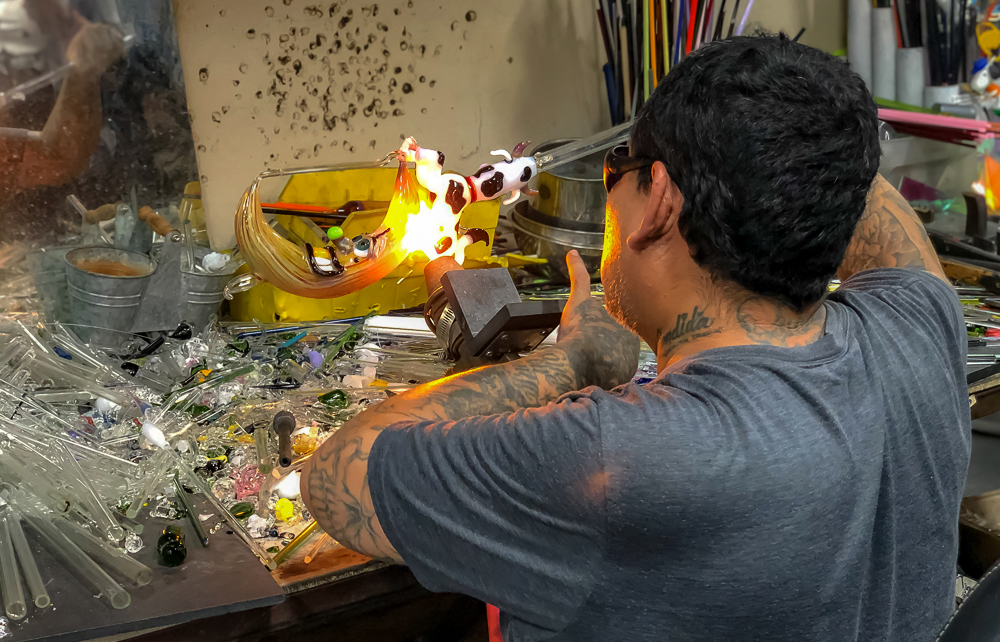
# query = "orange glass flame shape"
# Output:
<box><xmin>235</xmin><ymin>161</ymin><xmax>425</xmax><ymax>299</ymax></box>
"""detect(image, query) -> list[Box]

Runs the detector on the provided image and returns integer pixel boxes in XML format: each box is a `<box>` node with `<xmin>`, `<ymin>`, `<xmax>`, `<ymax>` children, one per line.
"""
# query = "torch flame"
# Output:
<box><xmin>393</xmin><ymin>160</ymin><xmax>469</xmax><ymax>264</ymax></box>
<box><xmin>401</xmin><ymin>200</ymin><xmax>462</xmax><ymax>260</ymax></box>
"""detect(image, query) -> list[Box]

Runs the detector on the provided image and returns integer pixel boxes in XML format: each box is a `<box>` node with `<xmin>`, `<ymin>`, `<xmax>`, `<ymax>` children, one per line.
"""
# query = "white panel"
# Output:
<box><xmin>172</xmin><ymin>0</ymin><xmax>608</xmax><ymax>249</ymax></box>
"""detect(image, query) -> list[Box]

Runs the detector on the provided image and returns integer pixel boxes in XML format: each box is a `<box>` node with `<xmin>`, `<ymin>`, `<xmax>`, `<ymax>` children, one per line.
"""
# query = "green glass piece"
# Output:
<box><xmin>319</xmin><ymin>389</ymin><xmax>349</xmax><ymax>409</ymax></box>
<box><xmin>230</xmin><ymin>502</ymin><xmax>255</xmax><ymax>519</ymax></box>
<box><xmin>156</xmin><ymin>526</ymin><xmax>187</xmax><ymax>567</ymax></box>
<box><xmin>327</xmin><ymin>226</ymin><xmax>344</xmax><ymax>241</ymax></box>
<box><xmin>187</xmin><ymin>404</ymin><xmax>210</xmax><ymax>417</ymax></box>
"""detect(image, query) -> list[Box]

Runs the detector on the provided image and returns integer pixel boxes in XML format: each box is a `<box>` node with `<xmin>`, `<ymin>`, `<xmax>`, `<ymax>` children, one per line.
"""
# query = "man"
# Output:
<box><xmin>0</xmin><ymin>3</ymin><xmax>123</xmax><ymax>242</ymax></box>
<box><xmin>302</xmin><ymin>35</ymin><xmax>970</xmax><ymax>641</ymax></box>
<box><xmin>1</xmin><ymin>4</ymin><xmax>123</xmax><ymax>192</ymax></box>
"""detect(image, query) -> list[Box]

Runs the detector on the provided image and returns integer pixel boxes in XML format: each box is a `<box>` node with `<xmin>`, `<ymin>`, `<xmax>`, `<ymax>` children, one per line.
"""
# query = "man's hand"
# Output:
<box><xmin>65</xmin><ymin>18</ymin><xmax>124</xmax><ymax>77</ymax></box>
<box><xmin>558</xmin><ymin>250</ymin><xmax>640</xmax><ymax>390</ymax></box>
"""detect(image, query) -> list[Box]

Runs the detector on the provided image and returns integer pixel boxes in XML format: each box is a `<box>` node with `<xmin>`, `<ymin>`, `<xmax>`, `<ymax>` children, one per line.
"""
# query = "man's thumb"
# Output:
<box><xmin>565</xmin><ymin>250</ymin><xmax>591</xmax><ymax>302</ymax></box>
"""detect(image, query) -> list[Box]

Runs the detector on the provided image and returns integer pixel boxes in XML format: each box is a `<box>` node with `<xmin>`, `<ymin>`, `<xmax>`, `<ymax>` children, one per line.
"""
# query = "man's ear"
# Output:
<box><xmin>626</xmin><ymin>162</ymin><xmax>681</xmax><ymax>252</ymax></box>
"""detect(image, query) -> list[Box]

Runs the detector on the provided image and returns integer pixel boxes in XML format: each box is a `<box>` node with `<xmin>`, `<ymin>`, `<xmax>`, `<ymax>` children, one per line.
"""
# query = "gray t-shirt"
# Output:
<box><xmin>369</xmin><ymin>268</ymin><xmax>971</xmax><ymax>641</ymax></box>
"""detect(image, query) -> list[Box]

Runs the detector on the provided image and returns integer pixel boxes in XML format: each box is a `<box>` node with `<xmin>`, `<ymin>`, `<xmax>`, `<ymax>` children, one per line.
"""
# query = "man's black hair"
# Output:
<box><xmin>630</xmin><ymin>34</ymin><xmax>881</xmax><ymax>311</ymax></box>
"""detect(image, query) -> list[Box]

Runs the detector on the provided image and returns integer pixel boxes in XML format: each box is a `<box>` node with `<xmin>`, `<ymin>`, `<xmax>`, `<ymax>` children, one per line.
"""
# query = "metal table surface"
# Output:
<box><xmin>11</xmin><ymin>495</ymin><xmax>284</xmax><ymax>642</ymax></box>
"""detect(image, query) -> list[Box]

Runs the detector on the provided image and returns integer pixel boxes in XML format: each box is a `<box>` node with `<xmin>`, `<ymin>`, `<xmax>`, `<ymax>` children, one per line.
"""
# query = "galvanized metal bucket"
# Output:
<box><xmin>64</xmin><ymin>247</ymin><xmax>156</xmax><ymax>343</ymax></box>
<box><xmin>26</xmin><ymin>246</ymin><xmax>73</xmax><ymax>323</ymax></box>
<box><xmin>181</xmin><ymin>271</ymin><xmax>231</xmax><ymax>332</ymax></box>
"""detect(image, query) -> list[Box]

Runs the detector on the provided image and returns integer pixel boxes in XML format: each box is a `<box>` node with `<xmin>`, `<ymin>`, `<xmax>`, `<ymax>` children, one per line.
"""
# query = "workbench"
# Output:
<box><xmin>113</xmin><ymin>543</ymin><xmax>483</xmax><ymax>642</ymax></box>
<box><xmin>41</xmin><ymin>515</ymin><xmax>482</xmax><ymax>642</ymax></box>
<box><xmin>13</xmin><ymin>496</ymin><xmax>284</xmax><ymax>642</ymax></box>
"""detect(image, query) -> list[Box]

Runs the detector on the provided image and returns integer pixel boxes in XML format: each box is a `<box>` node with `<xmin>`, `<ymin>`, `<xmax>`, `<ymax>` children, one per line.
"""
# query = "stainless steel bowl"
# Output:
<box><xmin>528</xmin><ymin>139</ymin><xmax>607</xmax><ymax>228</ymax></box>
<box><xmin>511</xmin><ymin>203</ymin><xmax>603</xmax><ymax>283</ymax></box>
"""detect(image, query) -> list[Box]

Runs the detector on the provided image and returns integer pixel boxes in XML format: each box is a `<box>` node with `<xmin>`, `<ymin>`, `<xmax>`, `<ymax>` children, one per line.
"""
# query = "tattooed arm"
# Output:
<box><xmin>837</xmin><ymin>174</ymin><xmax>946</xmax><ymax>282</ymax></box>
<box><xmin>301</xmin><ymin>251</ymin><xmax>639</xmax><ymax>562</ymax></box>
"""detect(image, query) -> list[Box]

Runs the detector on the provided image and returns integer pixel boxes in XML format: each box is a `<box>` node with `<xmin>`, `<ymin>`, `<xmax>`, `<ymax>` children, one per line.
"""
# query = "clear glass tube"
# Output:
<box><xmin>15</xmin><ymin>320</ymin><xmax>106</xmax><ymax>382</ymax></box>
<box><xmin>49</xmin><ymin>323</ymin><xmax>122</xmax><ymax>382</ymax></box>
<box><xmin>532</xmin><ymin>122</ymin><xmax>631</xmax><ymax>174</ymax></box>
<box><xmin>0</xmin><ymin>64</ymin><xmax>73</xmax><ymax>110</ymax></box>
<box><xmin>171</xmin><ymin>474</ymin><xmax>209</xmax><ymax>548</ymax></box>
<box><xmin>0</xmin><ymin>385</ymin><xmax>69</xmax><ymax>432</ymax></box>
<box><xmin>22</xmin><ymin>356</ymin><xmax>130</xmax><ymax>407</ymax></box>
<box><xmin>3</xmin><ymin>452</ymin><xmax>111</xmax><ymax>536</ymax></box>
<box><xmin>16</xmin><ymin>420</ymin><xmax>140</xmax><ymax>472</ymax></box>
<box><xmin>54</xmin><ymin>519</ymin><xmax>153</xmax><ymax>587</ymax></box>
<box><xmin>3</xmin><ymin>348</ymin><xmax>34</xmax><ymax>378</ymax></box>
<box><xmin>254</xmin><ymin>428</ymin><xmax>272</xmax><ymax>474</ymax></box>
<box><xmin>113</xmin><ymin>511</ymin><xmax>144</xmax><ymax>536</ymax></box>
<box><xmin>125</xmin><ymin>450</ymin><xmax>173</xmax><ymax>520</ymax></box>
<box><xmin>0</xmin><ymin>451</ymin><xmax>84</xmax><ymax>519</ymax></box>
<box><xmin>5</xmin><ymin>511</ymin><xmax>49</xmax><ymax>608</ymax></box>
<box><xmin>172</xmin><ymin>455</ymin><xmax>275</xmax><ymax>569</ymax></box>
<box><xmin>24</xmin><ymin>514</ymin><xmax>131</xmax><ymax>609</ymax></box>
<box><xmin>156</xmin><ymin>363</ymin><xmax>258</xmax><ymax>420</ymax></box>
<box><xmin>1</xmin><ymin>368</ymin><xmax>30</xmax><ymax>389</ymax></box>
<box><xmin>0</xmin><ymin>338</ymin><xmax>26</xmax><ymax>371</ymax></box>
<box><xmin>0</xmin><ymin>514</ymin><xmax>27</xmax><ymax>620</ymax></box>
<box><xmin>49</xmin><ymin>442</ymin><xmax>124</xmax><ymax>543</ymax></box>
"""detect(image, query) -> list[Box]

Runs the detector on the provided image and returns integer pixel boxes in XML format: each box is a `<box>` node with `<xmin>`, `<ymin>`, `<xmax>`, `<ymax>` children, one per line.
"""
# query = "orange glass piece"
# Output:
<box><xmin>234</xmin><ymin>161</ymin><xmax>418</xmax><ymax>299</ymax></box>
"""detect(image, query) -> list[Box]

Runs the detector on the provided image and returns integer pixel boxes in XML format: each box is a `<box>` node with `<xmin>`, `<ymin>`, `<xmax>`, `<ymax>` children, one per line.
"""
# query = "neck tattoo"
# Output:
<box><xmin>662</xmin><ymin>306</ymin><xmax>713</xmax><ymax>343</ymax></box>
<box><xmin>658</xmin><ymin>306</ymin><xmax>721</xmax><ymax>357</ymax></box>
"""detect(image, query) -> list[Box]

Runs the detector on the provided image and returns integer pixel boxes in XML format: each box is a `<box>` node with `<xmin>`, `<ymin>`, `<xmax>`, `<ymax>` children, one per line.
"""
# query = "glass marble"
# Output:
<box><xmin>156</xmin><ymin>526</ymin><xmax>187</xmax><ymax>567</ymax></box>
<box><xmin>124</xmin><ymin>532</ymin><xmax>144</xmax><ymax>554</ymax></box>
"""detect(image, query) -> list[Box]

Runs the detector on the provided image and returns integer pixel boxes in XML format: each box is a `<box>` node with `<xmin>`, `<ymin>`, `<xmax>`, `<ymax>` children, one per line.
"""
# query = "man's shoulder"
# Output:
<box><xmin>835</xmin><ymin>266</ymin><xmax>954</xmax><ymax>300</ymax></box>
<box><xmin>832</xmin><ymin>267</ymin><xmax>962</xmax><ymax>341</ymax></box>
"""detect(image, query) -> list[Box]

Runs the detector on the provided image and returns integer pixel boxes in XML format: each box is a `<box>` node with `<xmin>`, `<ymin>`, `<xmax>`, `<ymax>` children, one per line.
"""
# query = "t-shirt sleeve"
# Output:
<box><xmin>368</xmin><ymin>391</ymin><xmax>606</xmax><ymax>634</ymax></box>
<box><xmin>835</xmin><ymin>267</ymin><xmax>965</xmax><ymax>357</ymax></box>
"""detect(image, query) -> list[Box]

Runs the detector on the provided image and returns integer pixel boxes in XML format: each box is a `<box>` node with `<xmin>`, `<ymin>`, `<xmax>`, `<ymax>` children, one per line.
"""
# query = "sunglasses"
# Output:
<box><xmin>603</xmin><ymin>145</ymin><xmax>657</xmax><ymax>194</ymax></box>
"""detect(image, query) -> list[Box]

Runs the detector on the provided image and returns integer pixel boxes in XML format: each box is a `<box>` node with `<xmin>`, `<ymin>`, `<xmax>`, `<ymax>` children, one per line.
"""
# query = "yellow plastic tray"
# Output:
<box><xmin>228</xmin><ymin>168</ymin><xmax>502</xmax><ymax>322</ymax></box>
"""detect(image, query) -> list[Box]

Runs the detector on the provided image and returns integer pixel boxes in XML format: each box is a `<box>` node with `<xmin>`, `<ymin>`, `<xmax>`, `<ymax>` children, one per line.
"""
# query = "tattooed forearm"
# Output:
<box><xmin>838</xmin><ymin>175</ymin><xmax>946</xmax><ymax>282</ymax></box>
<box><xmin>303</xmin><ymin>431</ymin><xmax>402</xmax><ymax>563</ymax></box>
<box><xmin>302</xmin><ymin>285</ymin><xmax>639</xmax><ymax>562</ymax></box>
<box><xmin>396</xmin><ymin>347</ymin><xmax>582</xmax><ymax>417</ymax></box>
<box><xmin>301</xmin><ymin>344</ymin><xmax>589</xmax><ymax>562</ymax></box>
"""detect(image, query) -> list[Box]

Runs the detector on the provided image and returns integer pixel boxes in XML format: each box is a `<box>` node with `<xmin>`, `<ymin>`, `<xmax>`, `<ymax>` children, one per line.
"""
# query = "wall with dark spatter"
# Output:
<box><xmin>172</xmin><ymin>0</ymin><xmax>608</xmax><ymax>249</ymax></box>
